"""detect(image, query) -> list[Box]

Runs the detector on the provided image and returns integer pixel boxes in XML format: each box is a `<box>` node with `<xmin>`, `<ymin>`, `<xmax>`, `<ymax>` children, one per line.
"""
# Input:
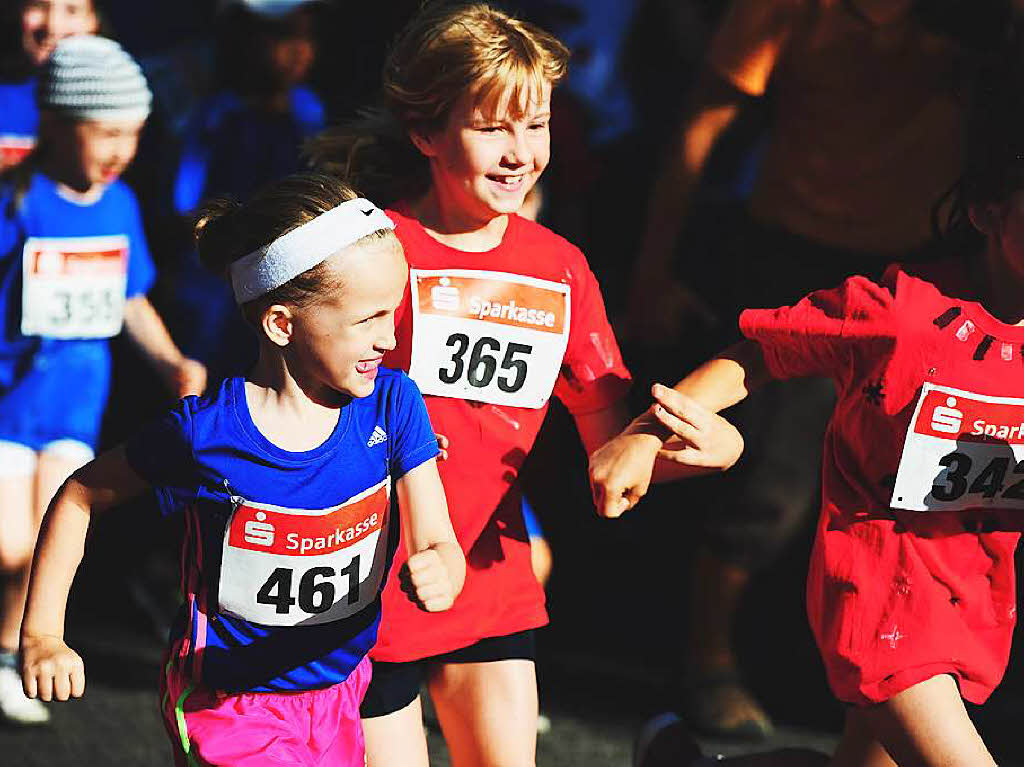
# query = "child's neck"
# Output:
<box><xmin>39</xmin><ymin>154</ymin><xmax>104</xmax><ymax>204</ymax></box>
<box><xmin>245</xmin><ymin>349</ymin><xmax>347</xmax><ymax>452</ymax></box>
<box><xmin>980</xmin><ymin>243</ymin><xmax>1024</xmax><ymax>326</ymax></box>
<box><xmin>411</xmin><ymin>189</ymin><xmax>509</xmax><ymax>252</ymax></box>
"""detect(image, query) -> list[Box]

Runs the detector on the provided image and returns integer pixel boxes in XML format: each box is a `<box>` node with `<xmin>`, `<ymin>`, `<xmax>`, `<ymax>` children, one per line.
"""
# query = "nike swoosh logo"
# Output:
<box><xmin>361</xmin><ymin>209</ymin><xmax>374</xmax><ymax>216</ymax></box>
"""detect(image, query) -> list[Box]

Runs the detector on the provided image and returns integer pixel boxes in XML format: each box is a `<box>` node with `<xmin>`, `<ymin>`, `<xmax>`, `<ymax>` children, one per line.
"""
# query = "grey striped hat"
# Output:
<box><xmin>37</xmin><ymin>36</ymin><xmax>152</xmax><ymax>121</ymax></box>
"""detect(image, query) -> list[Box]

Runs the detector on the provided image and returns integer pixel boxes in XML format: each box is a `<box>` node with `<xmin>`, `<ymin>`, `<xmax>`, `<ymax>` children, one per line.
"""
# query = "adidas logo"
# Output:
<box><xmin>367</xmin><ymin>425</ymin><xmax>388</xmax><ymax>447</ymax></box>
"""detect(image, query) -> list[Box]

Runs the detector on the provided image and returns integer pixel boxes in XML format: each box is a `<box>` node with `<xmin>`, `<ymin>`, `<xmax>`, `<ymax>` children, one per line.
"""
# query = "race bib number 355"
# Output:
<box><xmin>407</xmin><ymin>269</ymin><xmax>571</xmax><ymax>409</ymax></box>
<box><xmin>22</xmin><ymin>236</ymin><xmax>128</xmax><ymax>339</ymax></box>
<box><xmin>219</xmin><ymin>480</ymin><xmax>390</xmax><ymax>627</ymax></box>
<box><xmin>891</xmin><ymin>383</ymin><xmax>1024</xmax><ymax>512</ymax></box>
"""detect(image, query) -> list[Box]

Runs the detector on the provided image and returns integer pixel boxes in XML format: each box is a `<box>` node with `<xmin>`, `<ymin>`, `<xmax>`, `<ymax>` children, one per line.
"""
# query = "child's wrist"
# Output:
<box><xmin>623</xmin><ymin>412</ymin><xmax>673</xmax><ymax>443</ymax></box>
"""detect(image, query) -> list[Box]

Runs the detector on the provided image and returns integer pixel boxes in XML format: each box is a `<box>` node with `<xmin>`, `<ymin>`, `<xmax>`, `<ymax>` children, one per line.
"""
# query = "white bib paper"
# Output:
<box><xmin>407</xmin><ymin>269</ymin><xmax>571</xmax><ymax>409</ymax></box>
<box><xmin>21</xmin><ymin>235</ymin><xmax>128</xmax><ymax>339</ymax></box>
<box><xmin>218</xmin><ymin>479</ymin><xmax>391</xmax><ymax>627</ymax></box>
<box><xmin>891</xmin><ymin>383</ymin><xmax>1024</xmax><ymax>512</ymax></box>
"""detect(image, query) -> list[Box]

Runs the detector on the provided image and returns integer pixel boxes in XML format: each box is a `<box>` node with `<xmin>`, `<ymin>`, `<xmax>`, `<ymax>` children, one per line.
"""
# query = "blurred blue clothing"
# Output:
<box><xmin>173</xmin><ymin>86</ymin><xmax>325</xmax><ymax>214</ymax></box>
<box><xmin>0</xmin><ymin>79</ymin><xmax>38</xmax><ymax>168</ymax></box>
<box><xmin>0</xmin><ymin>173</ymin><xmax>156</xmax><ymax>448</ymax></box>
<box><xmin>170</xmin><ymin>86</ymin><xmax>326</xmax><ymax>382</ymax></box>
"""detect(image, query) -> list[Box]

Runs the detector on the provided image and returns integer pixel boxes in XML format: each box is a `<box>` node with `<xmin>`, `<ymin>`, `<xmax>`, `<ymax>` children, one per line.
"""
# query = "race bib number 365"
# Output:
<box><xmin>407</xmin><ymin>269</ymin><xmax>571</xmax><ymax>409</ymax></box>
<box><xmin>891</xmin><ymin>383</ymin><xmax>1024</xmax><ymax>512</ymax></box>
<box><xmin>219</xmin><ymin>480</ymin><xmax>390</xmax><ymax>627</ymax></box>
<box><xmin>22</xmin><ymin>236</ymin><xmax>128</xmax><ymax>339</ymax></box>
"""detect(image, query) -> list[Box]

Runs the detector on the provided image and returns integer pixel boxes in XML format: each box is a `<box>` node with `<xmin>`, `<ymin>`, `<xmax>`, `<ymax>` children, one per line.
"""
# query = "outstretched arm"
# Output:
<box><xmin>21</xmin><ymin>446</ymin><xmax>150</xmax><ymax>701</ymax></box>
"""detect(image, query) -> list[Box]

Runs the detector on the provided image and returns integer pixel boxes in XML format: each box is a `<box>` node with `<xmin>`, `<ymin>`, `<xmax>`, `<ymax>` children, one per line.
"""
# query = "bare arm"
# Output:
<box><xmin>628</xmin><ymin>72</ymin><xmax>746</xmax><ymax>334</ymax></box>
<box><xmin>21</xmin><ymin>446</ymin><xmax>150</xmax><ymax>701</ymax></box>
<box><xmin>589</xmin><ymin>341</ymin><xmax>770</xmax><ymax>517</ymax></box>
<box><xmin>634</xmin><ymin>71</ymin><xmax>745</xmax><ymax>291</ymax></box>
<box><xmin>121</xmin><ymin>296</ymin><xmax>206</xmax><ymax>398</ymax></box>
<box><xmin>396</xmin><ymin>459</ymin><xmax>465</xmax><ymax>612</ymax></box>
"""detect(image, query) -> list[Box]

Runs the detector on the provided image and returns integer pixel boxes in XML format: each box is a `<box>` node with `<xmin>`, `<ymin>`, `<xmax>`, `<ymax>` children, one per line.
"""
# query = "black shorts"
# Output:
<box><xmin>359</xmin><ymin>629</ymin><xmax>536</xmax><ymax>718</ymax></box>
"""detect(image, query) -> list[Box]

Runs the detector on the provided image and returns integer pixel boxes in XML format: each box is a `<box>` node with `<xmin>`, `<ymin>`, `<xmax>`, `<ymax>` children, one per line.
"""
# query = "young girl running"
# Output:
<box><xmin>0</xmin><ymin>34</ymin><xmax>205</xmax><ymax>726</ymax></box>
<box><xmin>19</xmin><ymin>171</ymin><xmax>466</xmax><ymax>766</ymax></box>
<box><xmin>1</xmin><ymin>0</ymin><xmax>100</xmax><ymax>171</ymax></box>
<box><xmin>310</xmin><ymin>4</ymin><xmax>742</xmax><ymax>765</ymax></box>
<box><xmin>592</xmin><ymin>40</ymin><xmax>1024</xmax><ymax>767</ymax></box>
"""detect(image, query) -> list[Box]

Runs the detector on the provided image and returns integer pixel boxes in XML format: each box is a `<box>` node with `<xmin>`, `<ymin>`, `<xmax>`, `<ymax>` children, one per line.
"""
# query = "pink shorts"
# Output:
<box><xmin>160</xmin><ymin>656</ymin><xmax>372</xmax><ymax>766</ymax></box>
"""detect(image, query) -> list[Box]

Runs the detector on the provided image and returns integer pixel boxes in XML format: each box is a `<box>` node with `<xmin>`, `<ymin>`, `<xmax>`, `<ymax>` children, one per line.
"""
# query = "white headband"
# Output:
<box><xmin>230</xmin><ymin>198</ymin><xmax>395</xmax><ymax>303</ymax></box>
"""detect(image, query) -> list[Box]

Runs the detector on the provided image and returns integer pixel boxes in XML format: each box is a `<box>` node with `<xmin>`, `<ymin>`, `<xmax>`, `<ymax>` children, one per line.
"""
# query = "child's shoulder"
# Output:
<box><xmin>369</xmin><ymin>366</ymin><xmax>418</xmax><ymax>399</ymax></box>
<box><xmin>101</xmin><ymin>179</ymin><xmax>141</xmax><ymax>208</ymax></box>
<box><xmin>883</xmin><ymin>259</ymin><xmax>975</xmax><ymax>312</ymax></box>
<box><xmin>510</xmin><ymin>214</ymin><xmax>582</xmax><ymax>258</ymax></box>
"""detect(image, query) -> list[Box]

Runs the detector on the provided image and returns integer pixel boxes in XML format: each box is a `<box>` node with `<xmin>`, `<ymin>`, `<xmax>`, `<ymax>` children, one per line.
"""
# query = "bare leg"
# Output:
<box><xmin>0</xmin><ymin>470</ymin><xmax>36</xmax><ymax>651</ymax></box>
<box><xmin>429</xmin><ymin>659</ymin><xmax>538</xmax><ymax>767</ymax></box>
<box><xmin>857</xmin><ymin>675</ymin><xmax>995</xmax><ymax>767</ymax></box>
<box><xmin>363</xmin><ymin>695</ymin><xmax>430</xmax><ymax>767</ymax></box>
<box><xmin>686</xmin><ymin>546</ymin><xmax>772</xmax><ymax>737</ymax></box>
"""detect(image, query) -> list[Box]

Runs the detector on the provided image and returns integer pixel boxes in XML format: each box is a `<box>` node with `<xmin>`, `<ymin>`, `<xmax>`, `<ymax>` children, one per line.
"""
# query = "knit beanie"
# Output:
<box><xmin>37</xmin><ymin>36</ymin><xmax>152</xmax><ymax>122</ymax></box>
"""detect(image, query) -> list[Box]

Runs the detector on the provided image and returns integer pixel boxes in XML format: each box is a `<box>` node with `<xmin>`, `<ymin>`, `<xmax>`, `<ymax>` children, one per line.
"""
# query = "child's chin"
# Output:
<box><xmin>345</xmin><ymin>378</ymin><xmax>376</xmax><ymax>399</ymax></box>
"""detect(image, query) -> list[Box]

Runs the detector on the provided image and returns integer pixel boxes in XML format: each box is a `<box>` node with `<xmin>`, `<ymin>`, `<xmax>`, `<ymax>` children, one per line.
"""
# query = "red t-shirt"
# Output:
<box><xmin>740</xmin><ymin>263</ymin><xmax>1023</xmax><ymax>705</ymax></box>
<box><xmin>372</xmin><ymin>209</ymin><xmax>631</xmax><ymax>662</ymax></box>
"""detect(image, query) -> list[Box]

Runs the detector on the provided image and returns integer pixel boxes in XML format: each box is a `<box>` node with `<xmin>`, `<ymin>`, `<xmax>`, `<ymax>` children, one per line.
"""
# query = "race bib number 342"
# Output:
<box><xmin>22</xmin><ymin>236</ymin><xmax>128</xmax><ymax>339</ymax></box>
<box><xmin>407</xmin><ymin>269</ymin><xmax>571</xmax><ymax>409</ymax></box>
<box><xmin>219</xmin><ymin>480</ymin><xmax>390</xmax><ymax>627</ymax></box>
<box><xmin>891</xmin><ymin>383</ymin><xmax>1024</xmax><ymax>512</ymax></box>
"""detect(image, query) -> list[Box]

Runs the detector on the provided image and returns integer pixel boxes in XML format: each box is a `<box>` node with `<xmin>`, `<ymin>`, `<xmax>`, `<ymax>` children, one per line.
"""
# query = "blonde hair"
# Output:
<box><xmin>307</xmin><ymin>2</ymin><xmax>569</xmax><ymax>205</ymax></box>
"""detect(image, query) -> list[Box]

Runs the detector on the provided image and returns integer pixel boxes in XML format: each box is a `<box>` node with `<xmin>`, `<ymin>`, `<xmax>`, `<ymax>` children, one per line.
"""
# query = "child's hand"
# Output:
<box><xmin>157</xmin><ymin>357</ymin><xmax>207</xmax><ymax>399</ymax></box>
<box><xmin>589</xmin><ymin>430</ymin><xmax>662</xmax><ymax>518</ymax></box>
<box><xmin>20</xmin><ymin>635</ymin><xmax>85</xmax><ymax>702</ymax></box>
<box><xmin>651</xmin><ymin>384</ymin><xmax>743</xmax><ymax>471</ymax></box>
<box><xmin>402</xmin><ymin>547</ymin><xmax>458</xmax><ymax>612</ymax></box>
<box><xmin>436</xmin><ymin>433</ymin><xmax>449</xmax><ymax>462</ymax></box>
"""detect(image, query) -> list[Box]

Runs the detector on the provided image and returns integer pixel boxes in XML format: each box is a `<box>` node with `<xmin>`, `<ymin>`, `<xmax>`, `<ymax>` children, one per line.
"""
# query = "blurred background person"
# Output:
<box><xmin>0</xmin><ymin>0</ymin><xmax>100</xmax><ymax>172</ymax></box>
<box><xmin>0</xmin><ymin>35</ymin><xmax>203</xmax><ymax>726</ymax></box>
<box><xmin>624</xmin><ymin>0</ymin><xmax>1011</xmax><ymax>741</ymax></box>
<box><xmin>166</xmin><ymin>0</ymin><xmax>325</xmax><ymax>387</ymax></box>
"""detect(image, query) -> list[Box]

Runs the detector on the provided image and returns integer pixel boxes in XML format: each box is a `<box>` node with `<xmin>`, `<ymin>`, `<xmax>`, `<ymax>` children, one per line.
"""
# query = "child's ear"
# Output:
<box><xmin>408</xmin><ymin>129</ymin><xmax>437</xmax><ymax>159</ymax></box>
<box><xmin>968</xmin><ymin>203</ymin><xmax>1001</xmax><ymax>236</ymax></box>
<box><xmin>261</xmin><ymin>305</ymin><xmax>293</xmax><ymax>347</ymax></box>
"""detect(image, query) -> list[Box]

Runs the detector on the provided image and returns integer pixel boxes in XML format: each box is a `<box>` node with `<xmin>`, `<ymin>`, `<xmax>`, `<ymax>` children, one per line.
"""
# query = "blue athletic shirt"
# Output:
<box><xmin>124</xmin><ymin>370</ymin><xmax>439</xmax><ymax>693</ymax></box>
<box><xmin>0</xmin><ymin>79</ymin><xmax>37</xmax><ymax>170</ymax></box>
<box><xmin>0</xmin><ymin>172</ymin><xmax>155</xmax><ymax>388</ymax></box>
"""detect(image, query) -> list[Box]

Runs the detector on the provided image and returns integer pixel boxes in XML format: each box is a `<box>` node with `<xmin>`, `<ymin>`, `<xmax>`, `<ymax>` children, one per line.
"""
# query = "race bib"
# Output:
<box><xmin>407</xmin><ymin>269</ymin><xmax>571</xmax><ymax>409</ymax></box>
<box><xmin>0</xmin><ymin>135</ymin><xmax>34</xmax><ymax>171</ymax></box>
<box><xmin>891</xmin><ymin>383</ymin><xmax>1024</xmax><ymax>512</ymax></box>
<box><xmin>219</xmin><ymin>479</ymin><xmax>391</xmax><ymax>627</ymax></box>
<box><xmin>21</xmin><ymin>236</ymin><xmax>128</xmax><ymax>339</ymax></box>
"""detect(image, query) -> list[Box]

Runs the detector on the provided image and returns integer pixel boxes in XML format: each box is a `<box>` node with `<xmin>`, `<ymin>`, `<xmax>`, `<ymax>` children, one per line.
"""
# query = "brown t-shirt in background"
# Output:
<box><xmin>708</xmin><ymin>0</ymin><xmax>965</xmax><ymax>256</ymax></box>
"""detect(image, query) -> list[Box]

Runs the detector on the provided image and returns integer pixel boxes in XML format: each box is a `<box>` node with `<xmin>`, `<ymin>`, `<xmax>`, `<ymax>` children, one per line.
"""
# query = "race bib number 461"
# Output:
<box><xmin>219</xmin><ymin>480</ymin><xmax>390</xmax><ymax>627</ymax></box>
<box><xmin>22</xmin><ymin>236</ymin><xmax>128</xmax><ymax>339</ymax></box>
<box><xmin>891</xmin><ymin>383</ymin><xmax>1024</xmax><ymax>512</ymax></box>
<box><xmin>407</xmin><ymin>269</ymin><xmax>571</xmax><ymax>409</ymax></box>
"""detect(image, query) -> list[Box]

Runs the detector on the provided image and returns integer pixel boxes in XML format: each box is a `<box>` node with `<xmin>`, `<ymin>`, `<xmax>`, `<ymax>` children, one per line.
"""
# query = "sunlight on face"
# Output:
<box><xmin>419</xmin><ymin>80</ymin><xmax>552</xmax><ymax>226</ymax></box>
<box><xmin>288</xmin><ymin>236</ymin><xmax>408</xmax><ymax>399</ymax></box>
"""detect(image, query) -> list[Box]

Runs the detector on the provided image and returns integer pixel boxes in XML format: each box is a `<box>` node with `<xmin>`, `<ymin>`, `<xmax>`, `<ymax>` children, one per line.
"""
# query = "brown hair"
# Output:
<box><xmin>194</xmin><ymin>172</ymin><xmax>396</xmax><ymax>323</ymax></box>
<box><xmin>307</xmin><ymin>2</ymin><xmax>568</xmax><ymax>206</ymax></box>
